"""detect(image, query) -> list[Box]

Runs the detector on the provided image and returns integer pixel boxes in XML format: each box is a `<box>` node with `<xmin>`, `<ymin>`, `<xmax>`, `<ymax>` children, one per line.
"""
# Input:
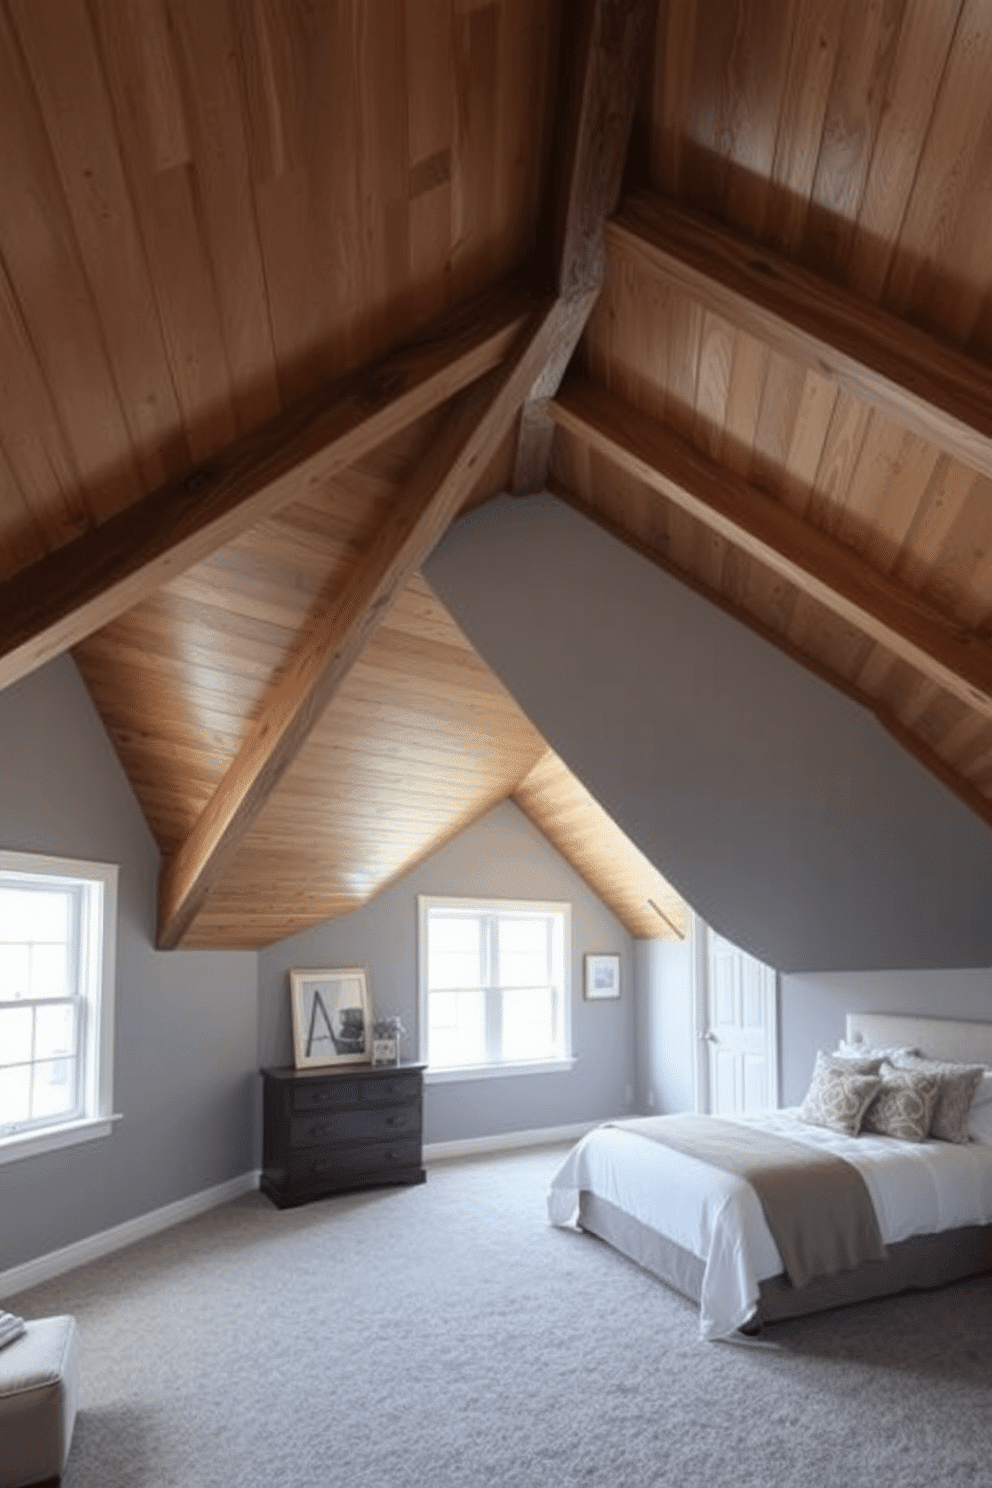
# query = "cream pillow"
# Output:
<box><xmin>889</xmin><ymin>1053</ymin><xmax>985</xmax><ymax>1144</ymax></box>
<box><xmin>861</xmin><ymin>1062</ymin><xmax>940</xmax><ymax>1143</ymax></box>
<box><xmin>827</xmin><ymin>1049</ymin><xmax>884</xmax><ymax>1075</ymax></box>
<box><xmin>837</xmin><ymin>1039</ymin><xmax>917</xmax><ymax>1065</ymax></box>
<box><xmin>799</xmin><ymin>1053</ymin><xmax>881</xmax><ymax>1136</ymax></box>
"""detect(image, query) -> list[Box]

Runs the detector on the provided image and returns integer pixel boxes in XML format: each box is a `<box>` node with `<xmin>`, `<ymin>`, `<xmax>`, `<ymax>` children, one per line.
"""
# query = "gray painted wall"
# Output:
<box><xmin>0</xmin><ymin>657</ymin><xmax>258</xmax><ymax>1272</ymax></box>
<box><xmin>780</xmin><ymin>968</ymin><xmax>992</xmax><ymax>1106</ymax></box>
<box><xmin>635</xmin><ymin>939</ymin><xmax>695</xmax><ymax>1115</ymax></box>
<box><xmin>258</xmin><ymin>800</ymin><xmax>637</xmax><ymax>1143</ymax></box>
<box><xmin>426</xmin><ymin>494</ymin><xmax>992</xmax><ymax>975</ymax></box>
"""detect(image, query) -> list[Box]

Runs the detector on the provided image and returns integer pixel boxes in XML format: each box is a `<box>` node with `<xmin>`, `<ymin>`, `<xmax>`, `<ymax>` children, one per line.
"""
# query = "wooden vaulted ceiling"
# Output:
<box><xmin>1</xmin><ymin>1</ymin><xmax>992</xmax><ymax>949</ymax></box>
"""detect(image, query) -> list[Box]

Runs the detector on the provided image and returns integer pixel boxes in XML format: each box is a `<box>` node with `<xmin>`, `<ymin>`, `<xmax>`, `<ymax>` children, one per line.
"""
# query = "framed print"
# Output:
<box><xmin>584</xmin><ymin>953</ymin><xmax>620</xmax><ymax>1001</ymax></box>
<box><xmin>290</xmin><ymin>968</ymin><xmax>371</xmax><ymax>1068</ymax></box>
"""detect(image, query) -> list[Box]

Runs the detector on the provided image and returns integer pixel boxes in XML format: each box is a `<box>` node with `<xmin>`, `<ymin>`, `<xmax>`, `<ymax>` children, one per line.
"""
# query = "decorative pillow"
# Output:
<box><xmin>827</xmin><ymin>1049</ymin><xmax>884</xmax><ymax>1075</ymax></box>
<box><xmin>861</xmin><ymin>1062</ymin><xmax>940</xmax><ymax>1143</ymax></box>
<box><xmin>836</xmin><ymin>1039</ymin><xmax>918</xmax><ymax>1064</ymax></box>
<box><xmin>798</xmin><ymin>1053</ymin><xmax>882</xmax><ymax>1136</ymax></box>
<box><xmin>889</xmin><ymin>1054</ymin><xmax>985</xmax><ymax>1144</ymax></box>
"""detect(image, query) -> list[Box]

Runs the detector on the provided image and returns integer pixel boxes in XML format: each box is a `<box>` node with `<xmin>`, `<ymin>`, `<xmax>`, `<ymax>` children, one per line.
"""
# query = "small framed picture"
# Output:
<box><xmin>290</xmin><ymin>968</ymin><xmax>371</xmax><ymax>1068</ymax></box>
<box><xmin>584</xmin><ymin>953</ymin><xmax>620</xmax><ymax>1001</ymax></box>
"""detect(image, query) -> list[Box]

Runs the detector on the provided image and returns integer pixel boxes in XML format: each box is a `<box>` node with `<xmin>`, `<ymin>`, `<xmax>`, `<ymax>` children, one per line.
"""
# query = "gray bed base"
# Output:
<box><xmin>577</xmin><ymin>1193</ymin><xmax>992</xmax><ymax>1332</ymax></box>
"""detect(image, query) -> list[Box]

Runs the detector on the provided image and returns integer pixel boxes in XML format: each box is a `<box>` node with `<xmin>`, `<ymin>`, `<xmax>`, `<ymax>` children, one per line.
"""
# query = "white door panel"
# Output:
<box><xmin>704</xmin><ymin>929</ymin><xmax>777</xmax><ymax>1115</ymax></box>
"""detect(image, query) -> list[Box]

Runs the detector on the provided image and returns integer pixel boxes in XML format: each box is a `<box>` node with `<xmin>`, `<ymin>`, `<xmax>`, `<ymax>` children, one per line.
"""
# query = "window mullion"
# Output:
<box><xmin>483</xmin><ymin>914</ymin><xmax>499</xmax><ymax>1063</ymax></box>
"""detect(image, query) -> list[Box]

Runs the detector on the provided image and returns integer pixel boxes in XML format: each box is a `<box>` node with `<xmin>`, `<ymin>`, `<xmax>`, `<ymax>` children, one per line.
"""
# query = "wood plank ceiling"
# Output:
<box><xmin>1</xmin><ymin>0</ymin><xmax>992</xmax><ymax>948</ymax></box>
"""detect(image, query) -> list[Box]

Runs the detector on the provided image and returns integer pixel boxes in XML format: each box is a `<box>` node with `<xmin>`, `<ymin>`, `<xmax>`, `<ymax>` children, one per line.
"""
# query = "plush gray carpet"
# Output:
<box><xmin>9</xmin><ymin>1144</ymin><xmax>992</xmax><ymax>1487</ymax></box>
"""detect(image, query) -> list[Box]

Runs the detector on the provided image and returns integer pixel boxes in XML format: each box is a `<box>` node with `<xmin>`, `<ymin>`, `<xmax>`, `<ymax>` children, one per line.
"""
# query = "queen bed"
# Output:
<box><xmin>548</xmin><ymin>1013</ymin><xmax>992</xmax><ymax>1339</ymax></box>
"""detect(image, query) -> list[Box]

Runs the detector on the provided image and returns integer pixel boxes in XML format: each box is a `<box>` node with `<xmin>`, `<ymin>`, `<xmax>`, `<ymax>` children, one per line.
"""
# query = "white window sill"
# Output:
<box><xmin>0</xmin><ymin>1114</ymin><xmax>122</xmax><ymax>1166</ymax></box>
<box><xmin>424</xmin><ymin>1057</ymin><xmax>577</xmax><ymax>1084</ymax></box>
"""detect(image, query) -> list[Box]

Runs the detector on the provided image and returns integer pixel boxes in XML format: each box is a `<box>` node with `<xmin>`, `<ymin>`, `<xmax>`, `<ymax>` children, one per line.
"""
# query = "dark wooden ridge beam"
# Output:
<box><xmin>157</xmin><ymin>302</ymin><xmax>562</xmax><ymax>949</ymax></box>
<box><xmin>551</xmin><ymin>375</ymin><xmax>992</xmax><ymax>723</ymax></box>
<box><xmin>511</xmin><ymin>0</ymin><xmax>655</xmax><ymax>495</ymax></box>
<box><xmin>0</xmin><ymin>275</ymin><xmax>538</xmax><ymax>694</ymax></box>
<box><xmin>611</xmin><ymin>191</ymin><xmax>992</xmax><ymax>482</ymax></box>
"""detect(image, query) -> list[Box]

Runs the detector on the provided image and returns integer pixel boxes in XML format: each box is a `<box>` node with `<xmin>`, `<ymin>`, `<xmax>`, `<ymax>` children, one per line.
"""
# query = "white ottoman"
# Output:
<box><xmin>0</xmin><ymin>1316</ymin><xmax>78</xmax><ymax>1488</ymax></box>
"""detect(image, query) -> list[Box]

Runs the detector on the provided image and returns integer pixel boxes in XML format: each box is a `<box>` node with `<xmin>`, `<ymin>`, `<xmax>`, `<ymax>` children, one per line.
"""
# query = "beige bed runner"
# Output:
<box><xmin>613</xmin><ymin>1115</ymin><xmax>887</xmax><ymax>1290</ymax></box>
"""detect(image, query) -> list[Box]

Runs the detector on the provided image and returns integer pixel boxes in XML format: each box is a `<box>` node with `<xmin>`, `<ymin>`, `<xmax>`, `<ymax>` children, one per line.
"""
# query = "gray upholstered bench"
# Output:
<box><xmin>0</xmin><ymin>1316</ymin><xmax>78</xmax><ymax>1488</ymax></box>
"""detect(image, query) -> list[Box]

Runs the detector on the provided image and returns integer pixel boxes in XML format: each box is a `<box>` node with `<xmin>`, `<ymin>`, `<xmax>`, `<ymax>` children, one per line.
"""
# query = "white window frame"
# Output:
<box><xmin>0</xmin><ymin>849</ymin><xmax>120</xmax><ymax>1165</ymax></box>
<box><xmin>418</xmin><ymin>895</ymin><xmax>574</xmax><ymax>1083</ymax></box>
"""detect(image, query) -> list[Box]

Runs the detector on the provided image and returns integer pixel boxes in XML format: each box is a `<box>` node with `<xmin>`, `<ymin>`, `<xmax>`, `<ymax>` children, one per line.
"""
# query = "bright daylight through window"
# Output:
<box><xmin>0</xmin><ymin>851</ymin><xmax>118</xmax><ymax>1163</ymax></box>
<box><xmin>418</xmin><ymin>897</ymin><xmax>572</xmax><ymax>1080</ymax></box>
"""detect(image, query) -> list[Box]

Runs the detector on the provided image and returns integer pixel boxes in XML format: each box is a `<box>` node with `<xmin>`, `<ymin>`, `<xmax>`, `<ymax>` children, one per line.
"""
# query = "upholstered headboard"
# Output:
<box><xmin>846</xmin><ymin>1012</ymin><xmax>992</xmax><ymax>1066</ymax></box>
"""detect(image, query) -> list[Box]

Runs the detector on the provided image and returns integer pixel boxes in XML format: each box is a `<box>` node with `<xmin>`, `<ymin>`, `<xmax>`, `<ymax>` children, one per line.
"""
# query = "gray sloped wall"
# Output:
<box><xmin>0</xmin><ymin>656</ymin><xmax>258</xmax><ymax>1275</ymax></box>
<box><xmin>426</xmin><ymin>494</ymin><xmax>992</xmax><ymax>975</ymax></box>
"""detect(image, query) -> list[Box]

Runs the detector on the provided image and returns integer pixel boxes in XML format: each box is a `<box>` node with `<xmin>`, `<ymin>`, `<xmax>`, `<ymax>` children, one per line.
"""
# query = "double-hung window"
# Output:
<box><xmin>0</xmin><ymin>850</ymin><xmax>118</xmax><ymax>1163</ymax></box>
<box><xmin>418</xmin><ymin>896</ymin><xmax>572</xmax><ymax>1080</ymax></box>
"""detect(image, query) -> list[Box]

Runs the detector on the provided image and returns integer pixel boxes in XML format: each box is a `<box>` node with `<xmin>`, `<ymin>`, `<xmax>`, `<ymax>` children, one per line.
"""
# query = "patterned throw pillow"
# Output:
<box><xmin>861</xmin><ymin>1062</ymin><xmax>940</xmax><ymax>1142</ymax></box>
<box><xmin>798</xmin><ymin>1052</ymin><xmax>882</xmax><ymax>1136</ymax></box>
<box><xmin>889</xmin><ymin>1054</ymin><xmax>985</xmax><ymax>1143</ymax></box>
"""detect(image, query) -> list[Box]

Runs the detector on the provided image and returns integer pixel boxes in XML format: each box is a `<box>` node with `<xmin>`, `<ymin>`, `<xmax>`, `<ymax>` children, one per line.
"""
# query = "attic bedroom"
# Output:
<box><xmin>1</xmin><ymin>2</ymin><xmax>992</xmax><ymax>1484</ymax></box>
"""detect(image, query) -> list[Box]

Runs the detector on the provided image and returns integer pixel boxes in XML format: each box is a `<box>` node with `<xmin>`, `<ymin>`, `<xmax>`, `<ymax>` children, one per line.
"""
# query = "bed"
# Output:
<box><xmin>548</xmin><ymin>1013</ymin><xmax>992</xmax><ymax>1339</ymax></box>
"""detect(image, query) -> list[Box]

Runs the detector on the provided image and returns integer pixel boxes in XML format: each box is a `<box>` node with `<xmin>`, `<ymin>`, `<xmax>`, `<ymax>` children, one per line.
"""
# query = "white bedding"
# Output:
<box><xmin>547</xmin><ymin>1109</ymin><xmax>992</xmax><ymax>1340</ymax></box>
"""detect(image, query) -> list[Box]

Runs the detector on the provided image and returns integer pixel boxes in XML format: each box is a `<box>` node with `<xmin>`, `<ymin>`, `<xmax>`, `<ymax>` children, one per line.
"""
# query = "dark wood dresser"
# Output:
<box><xmin>260</xmin><ymin>1062</ymin><xmax>426</xmax><ymax>1209</ymax></box>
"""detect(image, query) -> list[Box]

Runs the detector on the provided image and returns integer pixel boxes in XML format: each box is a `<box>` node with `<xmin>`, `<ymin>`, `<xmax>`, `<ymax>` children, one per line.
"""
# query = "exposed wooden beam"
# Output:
<box><xmin>511</xmin><ymin>0</ymin><xmax>655</xmax><ymax>494</ymax></box>
<box><xmin>157</xmin><ymin>303</ymin><xmax>562</xmax><ymax>949</ymax></box>
<box><xmin>611</xmin><ymin>191</ymin><xmax>992</xmax><ymax>482</ymax></box>
<box><xmin>551</xmin><ymin>375</ymin><xmax>992</xmax><ymax>722</ymax></box>
<box><xmin>0</xmin><ymin>276</ymin><xmax>538</xmax><ymax>694</ymax></box>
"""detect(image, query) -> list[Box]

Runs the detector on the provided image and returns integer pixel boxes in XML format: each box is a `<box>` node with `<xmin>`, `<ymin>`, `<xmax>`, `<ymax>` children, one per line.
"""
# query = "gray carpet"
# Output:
<box><xmin>9</xmin><ymin>1144</ymin><xmax>992</xmax><ymax>1487</ymax></box>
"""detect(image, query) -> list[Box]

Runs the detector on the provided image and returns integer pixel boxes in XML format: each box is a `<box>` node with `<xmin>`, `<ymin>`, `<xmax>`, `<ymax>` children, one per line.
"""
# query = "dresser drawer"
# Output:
<box><xmin>290</xmin><ymin>1103</ymin><xmax>421</xmax><ymax>1149</ymax></box>
<box><xmin>289</xmin><ymin>1136</ymin><xmax>422</xmax><ymax>1187</ymax></box>
<box><xmin>293</xmin><ymin>1078</ymin><xmax>361</xmax><ymax>1112</ymax></box>
<box><xmin>360</xmin><ymin>1073</ymin><xmax>420</xmax><ymax>1104</ymax></box>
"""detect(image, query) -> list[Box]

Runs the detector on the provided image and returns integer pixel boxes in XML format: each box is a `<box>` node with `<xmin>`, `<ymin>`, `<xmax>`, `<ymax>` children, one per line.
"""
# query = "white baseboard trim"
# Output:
<box><xmin>0</xmin><ymin>1169</ymin><xmax>260</xmax><ymax>1300</ymax></box>
<box><xmin>424</xmin><ymin>1120</ymin><xmax>599</xmax><ymax>1163</ymax></box>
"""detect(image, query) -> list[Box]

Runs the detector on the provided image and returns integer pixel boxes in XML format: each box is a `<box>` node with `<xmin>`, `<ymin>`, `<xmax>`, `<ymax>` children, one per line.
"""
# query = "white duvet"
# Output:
<box><xmin>547</xmin><ymin>1110</ymin><xmax>992</xmax><ymax>1340</ymax></box>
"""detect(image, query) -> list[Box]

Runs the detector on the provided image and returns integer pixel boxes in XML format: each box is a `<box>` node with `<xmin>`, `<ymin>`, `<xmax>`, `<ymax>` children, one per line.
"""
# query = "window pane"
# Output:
<box><xmin>428</xmin><ymin>914</ymin><xmax>482</xmax><ymax>990</ymax></box>
<box><xmin>428</xmin><ymin>988</ymin><xmax>485</xmax><ymax>1068</ymax></box>
<box><xmin>0</xmin><ymin>943</ymin><xmax>30</xmax><ymax>1000</ymax></box>
<box><xmin>502</xmin><ymin>987</ymin><xmax>558</xmax><ymax>1062</ymax></box>
<box><xmin>34</xmin><ymin>1002</ymin><xmax>77</xmax><ymax>1061</ymax></box>
<box><xmin>0</xmin><ymin>1063</ymin><xmax>30</xmax><ymax>1124</ymax></box>
<box><xmin>0</xmin><ymin>889</ymin><xmax>32</xmax><ymax>942</ymax></box>
<box><xmin>30</xmin><ymin>944</ymin><xmax>71</xmax><ymax>999</ymax></box>
<box><xmin>31</xmin><ymin>1058</ymin><xmax>78</xmax><ymax>1120</ymax></box>
<box><xmin>11</xmin><ymin>889</ymin><xmax>70</xmax><ymax>945</ymax></box>
<box><xmin>497</xmin><ymin>916</ymin><xmax>550</xmax><ymax>987</ymax></box>
<box><xmin>0</xmin><ymin>1004</ymin><xmax>33</xmax><ymax>1064</ymax></box>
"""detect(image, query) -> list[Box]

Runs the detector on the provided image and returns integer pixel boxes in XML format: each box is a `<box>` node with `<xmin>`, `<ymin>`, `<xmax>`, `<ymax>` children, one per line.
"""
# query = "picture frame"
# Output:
<box><xmin>584</xmin><ymin>952</ymin><xmax>621</xmax><ymax>1001</ymax></box>
<box><xmin>290</xmin><ymin>968</ymin><xmax>371</xmax><ymax>1068</ymax></box>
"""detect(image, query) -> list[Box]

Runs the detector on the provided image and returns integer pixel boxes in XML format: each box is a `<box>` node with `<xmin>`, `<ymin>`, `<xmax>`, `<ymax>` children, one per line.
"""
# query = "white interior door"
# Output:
<box><xmin>703</xmin><ymin>928</ymin><xmax>778</xmax><ymax>1115</ymax></box>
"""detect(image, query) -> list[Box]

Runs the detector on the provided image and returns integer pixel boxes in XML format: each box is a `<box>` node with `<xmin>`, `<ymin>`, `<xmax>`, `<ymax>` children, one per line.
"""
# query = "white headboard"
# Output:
<box><xmin>846</xmin><ymin>1012</ymin><xmax>992</xmax><ymax>1066</ymax></box>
